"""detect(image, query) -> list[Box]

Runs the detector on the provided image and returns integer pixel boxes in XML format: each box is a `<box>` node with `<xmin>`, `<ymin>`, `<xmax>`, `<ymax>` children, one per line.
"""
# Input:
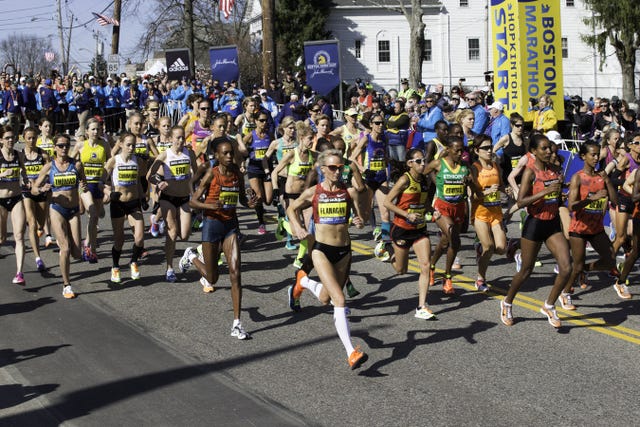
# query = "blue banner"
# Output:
<box><xmin>304</xmin><ymin>41</ymin><xmax>340</xmax><ymax>96</ymax></box>
<box><xmin>209</xmin><ymin>46</ymin><xmax>239</xmax><ymax>84</ymax></box>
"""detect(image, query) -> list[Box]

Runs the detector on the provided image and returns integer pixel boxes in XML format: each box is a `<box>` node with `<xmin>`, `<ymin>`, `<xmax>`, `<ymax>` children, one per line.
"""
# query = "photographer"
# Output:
<box><xmin>568</xmin><ymin>97</ymin><xmax>595</xmax><ymax>140</ymax></box>
<box><xmin>595</xmin><ymin>98</ymin><xmax>618</xmax><ymax>131</ymax></box>
<box><xmin>617</xmin><ymin>99</ymin><xmax>637</xmax><ymax>133</ymax></box>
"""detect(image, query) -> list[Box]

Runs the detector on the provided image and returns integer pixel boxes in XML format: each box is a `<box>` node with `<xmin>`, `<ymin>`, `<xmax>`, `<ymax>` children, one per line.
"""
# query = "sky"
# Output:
<box><xmin>0</xmin><ymin>0</ymin><xmax>150</xmax><ymax>72</ymax></box>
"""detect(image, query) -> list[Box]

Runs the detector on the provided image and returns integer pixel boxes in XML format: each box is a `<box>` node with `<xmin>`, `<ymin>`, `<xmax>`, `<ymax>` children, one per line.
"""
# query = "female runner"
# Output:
<box><xmin>32</xmin><ymin>134</ymin><xmax>88</xmax><ymax>299</ymax></box>
<box><xmin>147</xmin><ymin>126</ymin><xmax>197</xmax><ymax>282</ymax></box>
<box><xmin>36</xmin><ymin>118</ymin><xmax>55</xmax><ymax>246</ymax></box>
<box><xmin>424</xmin><ymin>136</ymin><xmax>471</xmax><ymax>295</ymax></box>
<box><xmin>470</xmin><ymin>134</ymin><xmax>507</xmax><ymax>292</ymax></box>
<box><xmin>148</xmin><ymin>116</ymin><xmax>173</xmax><ymax>237</ymax></box>
<box><xmin>103</xmin><ymin>133</ymin><xmax>146</xmax><ymax>283</ymax></box>
<box><xmin>381</xmin><ymin>148</ymin><xmax>434</xmax><ymax>319</ymax></box>
<box><xmin>500</xmin><ymin>134</ymin><xmax>571</xmax><ymax>328</ymax></box>
<box><xmin>287</xmin><ymin>148</ymin><xmax>367</xmax><ymax>369</ymax></box>
<box><xmin>20</xmin><ymin>127</ymin><xmax>50</xmax><ymax>272</ymax></box>
<box><xmin>0</xmin><ymin>125</ymin><xmax>28</xmax><ymax>284</ymax></box>
<box><xmin>563</xmin><ymin>140</ymin><xmax>618</xmax><ymax>307</ymax></box>
<box><xmin>186</xmin><ymin>140</ymin><xmax>257</xmax><ymax>339</ymax></box>
<box><xmin>185</xmin><ymin>98</ymin><xmax>212</xmax><ymax>157</ymax></box>
<box><xmin>234</xmin><ymin>97</ymin><xmax>257</xmax><ymax>136</ymax></box>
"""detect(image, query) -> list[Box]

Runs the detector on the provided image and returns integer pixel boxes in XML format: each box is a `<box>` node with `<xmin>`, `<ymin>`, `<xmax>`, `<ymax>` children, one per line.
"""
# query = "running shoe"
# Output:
<box><xmin>586</xmin><ymin>242</ymin><xmax>595</xmax><ymax>252</ymax></box>
<box><xmin>149</xmin><ymin>222</ymin><xmax>159</xmax><ymax>238</ymax></box>
<box><xmin>443</xmin><ymin>277</ymin><xmax>455</xmax><ymax>295</ymax></box>
<box><xmin>500</xmin><ymin>300</ymin><xmax>514</xmax><ymax>326</ymax></box>
<box><xmin>258</xmin><ymin>224</ymin><xmax>267</xmax><ymax>235</ymax></box>
<box><xmin>475</xmin><ymin>278</ymin><xmax>489</xmax><ymax>293</ymax></box>
<box><xmin>429</xmin><ymin>267</ymin><xmax>436</xmax><ymax>286</ymax></box>
<box><xmin>540</xmin><ymin>305</ymin><xmax>561</xmax><ymax>328</ymax></box>
<box><xmin>130</xmin><ymin>262</ymin><xmax>140</xmax><ymax>280</ymax></box>
<box><xmin>82</xmin><ymin>245</ymin><xmax>92</xmax><ymax>262</ymax></box>
<box><xmin>558</xmin><ymin>292</ymin><xmax>576</xmax><ymax>310</ymax></box>
<box><xmin>62</xmin><ymin>285</ymin><xmax>76</xmax><ymax>299</ymax></box>
<box><xmin>200</xmin><ymin>276</ymin><xmax>214</xmax><ymax>293</ymax></box>
<box><xmin>346</xmin><ymin>280</ymin><xmax>360</xmax><ymax>298</ymax></box>
<box><xmin>35</xmin><ymin>258</ymin><xmax>46</xmax><ymax>272</ymax></box>
<box><xmin>608</xmin><ymin>267</ymin><xmax>620</xmax><ymax>278</ymax></box>
<box><xmin>285</xmin><ymin>240</ymin><xmax>298</xmax><ymax>251</ymax></box>
<box><xmin>111</xmin><ymin>267</ymin><xmax>121</xmax><ymax>284</ymax></box>
<box><xmin>88</xmin><ymin>249</ymin><xmax>98</xmax><ymax>264</ymax></box>
<box><xmin>348</xmin><ymin>346</ymin><xmax>367</xmax><ymax>370</ymax></box>
<box><xmin>514</xmin><ymin>251</ymin><xmax>522</xmax><ymax>273</ymax></box>
<box><xmin>37</xmin><ymin>229</ymin><xmax>44</xmax><ymax>238</ymax></box>
<box><xmin>45</xmin><ymin>235</ymin><xmax>54</xmax><ymax>248</ymax></box>
<box><xmin>179</xmin><ymin>247</ymin><xmax>196</xmax><ymax>273</ymax></box>
<box><xmin>613</xmin><ymin>281</ymin><xmax>632</xmax><ymax>299</ymax></box>
<box><xmin>287</xmin><ymin>285</ymin><xmax>301</xmax><ymax>311</ymax></box>
<box><xmin>374</xmin><ymin>241</ymin><xmax>390</xmax><ymax>261</ymax></box>
<box><xmin>12</xmin><ymin>272</ymin><xmax>25</xmax><ymax>285</ymax></box>
<box><xmin>166</xmin><ymin>269</ymin><xmax>177</xmax><ymax>283</ymax></box>
<box><xmin>579</xmin><ymin>271</ymin><xmax>589</xmax><ymax>289</ymax></box>
<box><xmin>534</xmin><ymin>259</ymin><xmax>543</xmax><ymax>268</ymax></box>
<box><xmin>452</xmin><ymin>256</ymin><xmax>462</xmax><ymax>270</ymax></box>
<box><xmin>230</xmin><ymin>322</ymin><xmax>250</xmax><ymax>340</ymax></box>
<box><xmin>275</xmin><ymin>218</ymin><xmax>285</xmax><ymax>241</ymax></box>
<box><xmin>415</xmin><ymin>306</ymin><xmax>436</xmax><ymax>320</ymax></box>
<box><xmin>292</xmin><ymin>258</ymin><xmax>304</xmax><ymax>269</ymax></box>
<box><xmin>372</xmin><ymin>226</ymin><xmax>382</xmax><ymax>242</ymax></box>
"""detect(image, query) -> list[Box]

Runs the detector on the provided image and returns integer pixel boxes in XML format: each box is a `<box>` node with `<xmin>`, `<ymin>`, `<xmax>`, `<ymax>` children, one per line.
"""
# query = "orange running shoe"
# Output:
<box><xmin>429</xmin><ymin>267</ymin><xmax>435</xmax><ymax>286</ymax></box>
<box><xmin>443</xmin><ymin>277</ymin><xmax>455</xmax><ymax>295</ymax></box>
<box><xmin>293</xmin><ymin>269</ymin><xmax>306</xmax><ymax>299</ymax></box>
<box><xmin>348</xmin><ymin>346</ymin><xmax>367</xmax><ymax>370</ymax></box>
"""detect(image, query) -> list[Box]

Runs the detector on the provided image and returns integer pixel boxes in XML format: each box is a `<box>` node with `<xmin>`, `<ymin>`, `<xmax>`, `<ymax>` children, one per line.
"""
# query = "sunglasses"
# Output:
<box><xmin>149</xmin><ymin>108</ymin><xmax>159</xmax><ymax>112</ymax></box>
<box><xmin>629</xmin><ymin>141</ymin><xmax>640</xmax><ymax>145</ymax></box>
<box><xmin>409</xmin><ymin>158</ymin><xmax>426</xmax><ymax>164</ymax></box>
<box><xmin>324</xmin><ymin>164</ymin><xmax>344</xmax><ymax>172</ymax></box>
<box><xmin>466</xmin><ymin>97</ymin><xmax>476</xmax><ymax>101</ymax></box>
<box><xmin>478</xmin><ymin>145</ymin><xmax>493</xmax><ymax>151</ymax></box>
<box><xmin>425</xmin><ymin>100</ymin><xmax>434</xmax><ymax>103</ymax></box>
<box><xmin>513</xmin><ymin>123</ymin><xmax>523</xmax><ymax>128</ymax></box>
<box><xmin>56</xmin><ymin>144</ymin><xmax>70</xmax><ymax>148</ymax></box>
<box><xmin>257</xmin><ymin>119</ymin><xmax>267</xmax><ymax>122</ymax></box>
<box><xmin>200</xmin><ymin>107</ymin><xmax>210</xmax><ymax>111</ymax></box>
<box><xmin>311</xmin><ymin>109</ymin><xmax>321</xmax><ymax>113</ymax></box>
<box><xmin>372</xmin><ymin>121</ymin><xmax>384</xmax><ymax>125</ymax></box>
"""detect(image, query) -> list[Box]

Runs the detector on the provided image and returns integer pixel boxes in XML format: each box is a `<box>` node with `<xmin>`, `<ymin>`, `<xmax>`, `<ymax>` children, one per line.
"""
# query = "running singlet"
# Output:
<box><xmin>241</xmin><ymin>116</ymin><xmax>257</xmax><ymax>136</ymax></box>
<box><xmin>204</xmin><ymin>166</ymin><xmax>241</xmax><ymax>221</ymax></box>
<box><xmin>0</xmin><ymin>149</ymin><xmax>21</xmax><ymax>183</ymax></box>
<box><xmin>112</xmin><ymin>154</ymin><xmax>139</xmax><ymax>188</ymax></box>
<box><xmin>80</xmin><ymin>142</ymin><xmax>107</xmax><ymax>184</ymax></box>
<box><xmin>162</xmin><ymin>148</ymin><xmax>191</xmax><ymax>181</ymax></box>
<box><xmin>526</xmin><ymin>164</ymin><xmax>561</xmax><ymax>220</ymax></box>
<box><xmin>49</xmin><ymin>161</ymin><xmax>79</xmax><ymax>192</ymax></box>
<box><xmin>619</xmin><ymin>153</ymin><xmax>640</xmax><ymax>197</ymax></box>
<box><xmin>23</xmin><ymin>149</ymin><xmax>45</xmax><ymax>180</ymax></box>
<box><xmin>191</xmin><ymin>120</ymin><xmax>211</xmax><ymax>150</ymax></box>
<box><xmin>393</xmin><ymin>172</ymin><xmax>429</xmax><ymax>230</ymax></box>
<box><xmin>276</xmin><ymin>138</ymin><xmax>297</xmax><ymax>163</ymax></box>
<box><xmin>37</xmin><ymin>136</ymin><xmax>55</xmax><ymax>157</ymax></box>
<box><xmin>288</xmin><ymin>149</ymin><xmax>314</xmax><ymax>179</ymax></box>
<box><xmin>363</xmin><ymin>134</ymin><xmax>387</xmax><ymax>182</ymax></box>
<box><xmin>134</xmin><ymin>136</ymin><xmax>150</xmax><ymax>159</ymax></box>
<box><xmin>312</xmin><ymin>182</ymin><xmax>351</xmax><ymax>225</ymax></box>
<box><xmin>247</xmin><ymin>131</ymin><xmax>271</xmax><ymax>174</ymax></box>
<box><xmin>501</xmin><ymin>135</ymin><xmax>526</xmax><ymax>180</ymax></box>
<box><xmin>473</xmin><ymin>161</ymin><xmax>501</xmax><ymax>209</ymax></box>
<box><xmin>569</xmin><ymin>170</ymin><xmax>607</xmax><ymax>234</ymax></box>
<box><xmin>435</xmin><ymin>158</ymin><xmax>468</xmax><ymax>204</ymax></box>
<box><xmin>341</xmin><ymin>126</ymin><xmax>360</xmax><ymax>156</ymax></box>
<box><xmin>156</xmin><ymin>140</ymin><xmax>172</xmax><ymax>154</ymax></box>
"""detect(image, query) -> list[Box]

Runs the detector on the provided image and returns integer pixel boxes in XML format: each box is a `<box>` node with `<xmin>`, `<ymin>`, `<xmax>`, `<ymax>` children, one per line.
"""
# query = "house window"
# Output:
<box><xmin>423</xmin><ymin>39</ymin><xmax>432</xmax><ymax>62</ymax></box>
<box><xmin>378</xmin><ymin>40</ymin><xmax>390</xmax><ymax>63</ymax></box>
<box><xmin>468</xmin><ymin>38</ymin><xmax>480</xmax><ymax>61</ymax></box>
<box><xmin>562</xmin><ymin>37</ymin><xmax>568</xmax><ymax>59</ymax></box>
<box><xmin>460</xmin><ymin>0</ymin><xmax>469</xmax><ymax>6</ymax></box>
<box><xmin>566</xmin><ymin>0</ymin><xmax>574</xmax><ymax>6</ymax></box>
<box><xmin>355</xmin><ymin>40</ymin><xmax>361</xmax><ymax>59</ymax></box>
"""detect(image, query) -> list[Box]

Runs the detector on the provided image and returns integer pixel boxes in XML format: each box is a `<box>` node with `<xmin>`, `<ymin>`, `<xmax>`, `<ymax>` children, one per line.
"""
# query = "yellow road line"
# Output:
<box><xmin>350</xmin><ymin>241</ymin><xmax>640</xmax><ymax>346</ymax></box>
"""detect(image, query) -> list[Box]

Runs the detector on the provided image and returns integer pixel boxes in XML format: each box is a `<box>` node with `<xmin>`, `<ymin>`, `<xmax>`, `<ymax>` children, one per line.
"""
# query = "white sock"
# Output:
<box><xmin>233</xmin><ymin>318</ymin><xmax>241</xmax><ymax>327</ymax></box>
<box><xmin>333</xmin><ymin>307</ymin><xmax>354</xmax><ymax>356</ymax></box>
<box><xmin>544</xmin><ymin>302</ymin><xmax>554</xmax><ymax>310</ymax></box>
<box><xmin>301</xmin><ymin>276</ymin><xmax>323</xmax><ymax>299</ymax></box>
<box><xmin>188</xmin><ymin>252</ymin><xmax>197</xmax><ymax>262</ymax></box>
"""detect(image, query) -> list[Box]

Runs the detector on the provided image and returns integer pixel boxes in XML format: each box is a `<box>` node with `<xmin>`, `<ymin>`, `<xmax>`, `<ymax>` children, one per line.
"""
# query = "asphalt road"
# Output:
<box><xmin>1</xmin><ymin>206</ymin><xmax>639</xmax><ymax>426</ymax></box>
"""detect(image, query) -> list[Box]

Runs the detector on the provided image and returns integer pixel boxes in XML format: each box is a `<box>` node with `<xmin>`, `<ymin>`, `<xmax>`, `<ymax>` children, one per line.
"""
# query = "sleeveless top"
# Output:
<box><xmin>472</xmin><ymin>160</ymin><xmax>502</xmax><ymax>216</ymax></box>
<box><xmin>312</xmin><ymin>182</ymin><xmax>352</xmax><ymax>225</ymax></box>
<box><xmin>191</xmin><ymin>120</ymin><xmax>211</xmax><ymax>150</ymax></box>
<box><xmin>0</xmin><ymin>149</ymin><xmax>21</xmax><ymax>183</ymax></box>
<box><xmin>247</xmin><ymin>130</ymin><xmax>271</xmax><ymax>174</ymax></box>
<box><xmin>501</xmin><ymin>134</ymin><xmax>527</xmax><ymax>181</ymax></box>
<box><xmin>49</xmin><ymin>161</ymin><xmax>79</xmax><ymax>192</ymax></box>
<box><xmin>435</xmin><ymin>158</ymin><xmax>469</xmax><ymax>204</ymax></box>
<box><xmin>162</xmin><ymin>148</ymin><xmax>192</xmax><ymax>182</ymax></box>
<box><xmin>431</xmin><ymin>138</ymin><xmax>447</xmax><ymax>160</ymax></box>
<box><xmin>527</xmin><ymin>164</ymin><xmax>561</xmax><ymax>220</ymax></box>
<box><xmin>363</xmin><ymin>133</ymin><xmax>387</xmax><ymax>182</ymax></box>
<box><xmin>37</xmin><ymin>136</ymin><xmax>55</xmax><ymax>158</ymax></box>
<box><xmin>23</xmin><ymin>148</ymin><xmax>46</xmax><ymax>181</ymax></box>
<box><xmin>341</xmin><ymin>125</ymin><xmax>360</xmax><ymax>156</ymax></box>
<box><xmin>393</xmin><ymin>172</ymin><xmax>429</xmax><ymax>230</ymax></box>
<box><xmin>156</xmin><ymin>139</ymin><xmax>172</xmax><ymax>154</ymax></box>
<box><xmin>134</xmin><ymin>135</ymin><xmax>150</xmax><ymax>160</ymax></box>
<box><xmin>287</xmin><ymin>149</ymin><xmax>314</xmax><ymax>179</ymax></box>
<box><xmin>276</xmin><ymin>137</ymin><xmax>297</xmax><ymax>163</ymax></box>
<box><xmin>204</xmin><ymin>166</ymin><xmax>241</xmax><ymax>221</ymax></box>
<box><xmin>80</xmin><ymin>142</ymin><xmax>107</xmax><ymax>184</ymax></box>
<box><xmin>112</xmin><ymin>154</ymin><xmax>139</xmax><ymax>188</ymax></box>
<box><xmin>569</xmin><ymin>170</ymin><xmax>606</xmax><ymax>234</ymax></box>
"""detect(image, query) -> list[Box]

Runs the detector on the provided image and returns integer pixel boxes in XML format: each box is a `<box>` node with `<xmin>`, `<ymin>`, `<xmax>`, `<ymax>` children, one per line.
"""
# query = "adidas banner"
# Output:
<box><xmin>208</xmin><ymin>45</ymin><xmax>239</xmax><ymax>84</ymax></box>
<box><xmin>304</xmin><ymin>40</ymin><xmax>341</xmax><ymax>96</ymax></box>
<box><xmin>165</xmin><ymin>48</ymin><xmax>191</xmax><ymax>81</ymax></box>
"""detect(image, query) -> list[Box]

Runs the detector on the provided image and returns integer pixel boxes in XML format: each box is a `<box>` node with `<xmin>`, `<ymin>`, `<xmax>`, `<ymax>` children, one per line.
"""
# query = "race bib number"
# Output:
<box><xmin>443</xmin><ymin>183</ymin><xmax>464</xmax><ymax>201</ymax></box>
<box><xmin>254</xmin><ymin>148</ymin><xmax>267</xmax><ymax>159</ymax></box>
<box><xmin>370</xmin><ymin>159</ymin><xmax>385</xmax><ymax>171</ymax></box>
<box><xmin>318</xmin><ymin>201</ymin><xmax>348</xmax><ymax>224</ymax></box>
<box><xmin>483</xmin><ymin>190</ymin><xmax>501</xmax><ymax>207</ymax></box>
<box><xmin>0</xmin><ymin>167</ymin><xmax>20</xmax><ymax>182</ymax></box>
<box><xmin>585</xmin><ymin>195</ymin><xmax>606</xmax><ymax>213</ymax></box>
<box><xmin>53</xmin><ymin>171</ymin><xmax>77</xmax><ymax>188</ymax></box>
<box><xmin>169</xmin><ymin>159</ymin><xmax>191</xmax><ymax>181</ymax></box>
<box><xmin>84</xmin><ymin>162</ymin><xmax>104</xmax><ymax>183</ymax></box>
<box><xmin>220</xmin><ymin>186</ymin><xmax>239</xmax><ymax>209</ymax></box>
<box><xmin>116</xmin><ymin>165</ymin><xmax>137</xmax><ymax>187</ymax></box>
<box><xmin>25</xmin><ymin>163</ymin><xmax>43</xmax><ymax>179</ymax></box>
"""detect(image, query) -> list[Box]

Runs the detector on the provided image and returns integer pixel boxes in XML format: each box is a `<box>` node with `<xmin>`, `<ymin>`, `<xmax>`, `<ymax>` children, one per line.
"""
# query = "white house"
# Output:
<box><xmin>249</xmin><ymin>0</ymin><xmax>639</xmax><ymax>99</ymax></box>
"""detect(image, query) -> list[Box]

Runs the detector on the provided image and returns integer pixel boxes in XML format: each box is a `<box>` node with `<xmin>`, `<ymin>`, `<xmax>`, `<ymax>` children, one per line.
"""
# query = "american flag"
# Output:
<box><xmin>44</xmin><ymin>52</ymin><xmax>55</xmax><ymax>62</ymax></box>
<box><xmin>92</xmin><ymin>12</ymin><xmax>119</xmax><ymax>26</ymax></box>
<box><xmin>220</xmin><ymin>0</ymin><xmax>235</xmax><ymax>19</ymax></box>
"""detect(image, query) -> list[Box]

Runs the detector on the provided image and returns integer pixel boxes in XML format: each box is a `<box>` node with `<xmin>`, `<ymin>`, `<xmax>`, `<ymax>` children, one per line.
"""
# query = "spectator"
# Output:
<box><xmin>529</xmin><ymin>94</ymin><xmax>558</xmax><ymax>133</ymax></box>
<box><xmin>39</xmin><ymin>78</ymin><xmax>57</xmax><ymax>128</ymax></box>
<box><xmin>485</xmin><ymin>101</ymin><xmax>511</xmax><ymax>147</ymax></box>
<box><xmin>417</xmin><ymin>93</ymin><xmax>443</xmax><ymax>143</ymax></box>
<box><xmin>466</xmin><ymin>91</ymin><xmax>489</xmax><ymax>134</ymax></box>
<box><xmin>595</xmin><ymin>98</ymin><xmax>618</xmax><ymax>131</ymax></box>
<box><xmin>266</xmin><ymin>78</ymin><xmax>285</xmax><ymax>105</ymax></box>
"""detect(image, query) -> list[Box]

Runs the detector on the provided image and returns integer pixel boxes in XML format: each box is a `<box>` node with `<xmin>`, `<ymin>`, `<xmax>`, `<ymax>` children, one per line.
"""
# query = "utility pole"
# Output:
<box><xmin>184</xmin><ymin>0</ymin><xmax>195</xmax><ymax>77</ymax></box>
<box><xmin>261</xmin><ymin>0</ymin><xmax>276</xmax><ymax>86</ymax></box>
<box><xmin>94</xmin><ymin>32</ymin><xmax>100</xmax><ymax>77</ymax></box>
<box><xmin>66</xmin><ymin>13</ymin><xmax>74</xmax><ymax>75</ymax></box>
<box><xmin>57</xmin><ymin>0</ymin><xmax>66</xmax><ymax>74</ymax></box>
<box><xmin>112</xmin><ymin>0</ymin><xmax>121</xmax><ymax>54</ymax></box>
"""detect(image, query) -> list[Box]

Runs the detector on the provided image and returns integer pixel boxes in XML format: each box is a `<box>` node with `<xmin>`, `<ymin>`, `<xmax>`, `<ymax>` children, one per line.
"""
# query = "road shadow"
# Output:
<box><xmin>0</xmin><ymin>345</ymin><xmax>71</xmax><ymax>369</ymax></box>
<box><xmin>0</xmin><ymin>297</ymin><xmax>56</xmax><ymax>316</ymax></box>
<box><xmin>0</xmin><ymin>383</ymin><xmax>59</xmax><ymax>411</ymax></box>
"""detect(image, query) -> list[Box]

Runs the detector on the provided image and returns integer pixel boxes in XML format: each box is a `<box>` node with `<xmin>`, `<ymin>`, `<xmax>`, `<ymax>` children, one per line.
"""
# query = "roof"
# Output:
<box><xmin>330</xmin><ymin>0</ymin><xmax>441</xmax><ymax>8</ymax></box>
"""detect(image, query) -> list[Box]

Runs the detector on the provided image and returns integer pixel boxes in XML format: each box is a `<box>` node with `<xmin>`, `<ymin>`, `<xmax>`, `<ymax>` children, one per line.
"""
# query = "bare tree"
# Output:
<box><xmin>0</xmin><ymin>34</ymin><xmax>57</xmax><ymax>76</ymax></box>
<box><xmin>367</xmin><ymin>0</ymin><xmax>425</xmax><ymax>87</ymax></box>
